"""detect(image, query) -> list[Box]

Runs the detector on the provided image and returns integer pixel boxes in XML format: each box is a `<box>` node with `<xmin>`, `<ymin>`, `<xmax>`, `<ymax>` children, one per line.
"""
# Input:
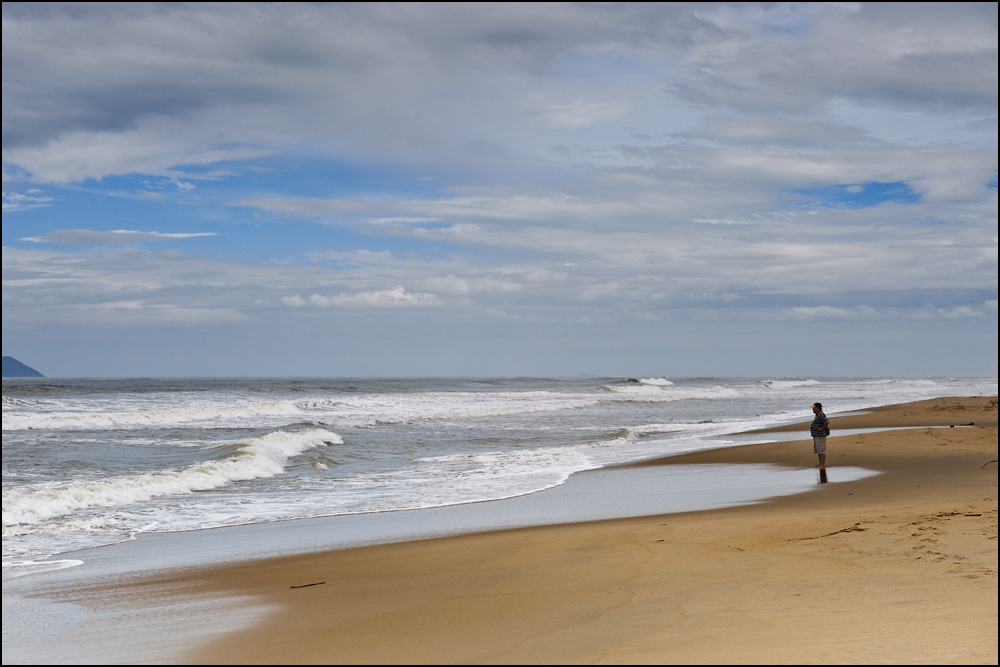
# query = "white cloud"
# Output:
<box><xmin>4</xmin><ymin>3</ymin><xmax>995</xmax><ymax>185</ymax></box>
<box><xmin>281</xmin><ymin>295</ymin><xmax>308</xmax><ymax>307</ymax></box>
<box><xmin>420</xmin><ymin>274</ymin><xmax>521</xmax><ymax>295</ymax></box>
<box><xmin>782</xmin><ymin>303</ymin><xmax>998</xmax><ymax>322</ymax></box>
<box><xmin>235</xmin><ymin>183</ymin><xmax>996</xmax><ymax>297</ymax></box>
<box><xmin>76</xmin><ymin>301</ymin><xmax>249</xmax><ymax>326</ymax></box>
<box><xmin>530</xmin><ymin>100</ymin><xmax>633</xmax><ymax>130</ymax></box>
<box><xmin>309</xmin><ymin>249</ymin><xmax>397</xmax><ymax>266</ymax></box>
<box><xmin>21</xmin><ymin>229</ymin><xmax>217</xmax><ymax>245</ymax></box>
<box><xmin>1</xmin><ymin>5</ymin><xmax>995</xmax><ymax>374</ymax></box>
<box><xmin>363</xmin><ymin>217</ymin><xmax>442</xmax><ymax>225</ymax></box>
<box><xmin>938</xmin><ymin>305</ymin><xmax>985</xmax><ymax>319</ymax></box>
<box><xmin>6</xmin><ymin>127</ymin><xmax>274</xmax><ymax>184</ymax></box>
<box><xmin>789</xmin><ymin>305</ymin><xmax>881</xmax><ymax>320</ymax></box>
<box><xmin>305</xmin><ymin>287</ymin><xmax>438</xmax><ymax>308</ymax></box>
<box><xmin>233</xmin><ymin>197</ymin><xmax>371</xmax><ymax>218</ymax></box>
<box><xmin>2</xmin><ymin>191</ymin><xmax>54</xmax><ymax>211</ymax></box>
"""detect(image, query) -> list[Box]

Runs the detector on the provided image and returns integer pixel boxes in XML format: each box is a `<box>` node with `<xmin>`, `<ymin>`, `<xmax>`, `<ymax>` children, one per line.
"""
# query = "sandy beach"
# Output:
<box><xmin>29</xmin><ymin>396</ymin><xmax>999</xmax><ymax>664</ymax></box>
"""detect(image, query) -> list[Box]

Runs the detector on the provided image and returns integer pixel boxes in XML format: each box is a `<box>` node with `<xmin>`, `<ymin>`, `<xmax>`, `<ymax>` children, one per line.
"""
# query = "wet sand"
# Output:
<box><xmin>60</xmin><ymin>397</ymin><xmax>1000</xmax><ymax>664</ymax></box>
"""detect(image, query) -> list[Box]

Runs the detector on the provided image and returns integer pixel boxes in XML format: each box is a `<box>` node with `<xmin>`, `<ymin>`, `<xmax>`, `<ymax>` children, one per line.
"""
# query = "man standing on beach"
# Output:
<box><xmin>810</xmin><ymin>402</ymin><xmax>830</xmax><ymax>469</ymax></box>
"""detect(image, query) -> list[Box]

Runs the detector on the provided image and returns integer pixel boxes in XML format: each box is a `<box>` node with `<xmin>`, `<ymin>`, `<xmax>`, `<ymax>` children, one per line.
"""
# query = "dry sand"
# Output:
<box><xmin>99</xmin><ymin>397</ymin><xmax>999</xmax><ymax>664</ymax></box>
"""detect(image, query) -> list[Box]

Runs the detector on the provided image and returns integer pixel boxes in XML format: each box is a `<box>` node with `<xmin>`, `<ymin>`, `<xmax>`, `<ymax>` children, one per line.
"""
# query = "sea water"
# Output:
<box><xmin>3</xmin><ymin>376</ymin><xmax>996</xmax><ymax>572</ymax></box>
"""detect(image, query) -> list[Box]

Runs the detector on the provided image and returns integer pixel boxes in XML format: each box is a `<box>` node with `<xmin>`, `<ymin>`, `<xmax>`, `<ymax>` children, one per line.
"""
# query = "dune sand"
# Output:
<box><xmin>87</xmin><ymin>397</ymin><xmax>1000</xmax><ymax>664</ymax></box>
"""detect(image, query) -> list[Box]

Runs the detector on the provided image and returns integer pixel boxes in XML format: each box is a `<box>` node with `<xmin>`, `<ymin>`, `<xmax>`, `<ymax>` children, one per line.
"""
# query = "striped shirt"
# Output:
<box><xmin>810</xmin><ymin>411</ymin><xmax>829</xmax><ymax>437</ymax></box>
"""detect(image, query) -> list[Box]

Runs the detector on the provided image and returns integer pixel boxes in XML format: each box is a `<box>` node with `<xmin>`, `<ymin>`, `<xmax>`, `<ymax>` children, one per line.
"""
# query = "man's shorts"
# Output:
<box><xmin>813</xmin><ymin>436</ymin><xmax>827</xmax><ymax>455</ymax></box>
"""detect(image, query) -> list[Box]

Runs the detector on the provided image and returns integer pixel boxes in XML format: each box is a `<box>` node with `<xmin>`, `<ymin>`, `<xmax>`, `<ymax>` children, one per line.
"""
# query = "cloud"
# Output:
<box><xmin>684</xmin><ymin>116</ymin><xmax>872</xmax><ymax>149</ymax></box>
<box><xmin>779</xmin><ymin>302</ymin><xmax>1000</xmax><ymax>322</ymax></box>
<box><xmin>5</xmin><ymin>127</ymin><xmax>274</xmax><ymax>184</ymax></box>
<box><xmin>1</xmin><ymin>4</ymin><xmax>995</xmax><ymax>375</ymax></box>
<box><xmin>420</xmin><ymin>274</ymin><xmax>521</xmax><ymax>295</ymax></box>
<box><xmin>286</xmin><ymin>287</ymin><xmax>438</xmax><ymax>308</ymax></box>
<box><xmin>530</xmin><ymin>100</ymin><xmax>633</xmax><ymax>130</ymax></box>
<box><xmin>789</xmin><ymin>305</ymin><xmax>881</xmax><ymax>320</ymax></box>
<box><xmin>308</xmin><ymin>249</ymin><xmax>397</xmax><ymax>266</ymax></box>
<box><xmin>937</xmin><ymin>305</ymin><xmax>985</xmax><ymax>319</ymax></box>
<box><xmin>2</xmin><ymin>246</ymin><xmax>259</xmax><ymax>327</ymax></box>
<box><xmin>21</xmin><ymin>229</ymin><xmax>217</xmax><ymax>245</ymax></box>
<box><xmin>364</xmin><ymin>217</ymin><xmax>443</xmax><ymax>225</ymax></box>
<box><xmin>229</xmin><ymin>179</ymin><xmax>996</xmax><ymax>298</ymax></box>
<box><xmin>2</xmin><ymin>190</ymin><xmax>54</xmax><ymax>211</ymax></box>
<box><xmin>677</xmin><ymin>3</ymin><xmax>997</xmax><ymax>116</ymax></box>
<box><xmin>4</xmin><ymin>3</ymin><xmax>994</xmax><ymax>185</ymax></box>
<box><xmin>70</xmin><ymin>301</ymin><xmax>249</xmax><ymax>326</ymax></box>
<box><xmin>232</xmin><ymin>197</ymin><xmax>371</xmax><ymax>218</ymax></box>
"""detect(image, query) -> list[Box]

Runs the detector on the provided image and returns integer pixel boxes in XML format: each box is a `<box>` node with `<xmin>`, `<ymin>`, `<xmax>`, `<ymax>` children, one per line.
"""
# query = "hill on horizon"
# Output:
<box><xmin>2</xmin><ymin>356</ymin><xmax>44</xmax><ymax>377</ymax></box>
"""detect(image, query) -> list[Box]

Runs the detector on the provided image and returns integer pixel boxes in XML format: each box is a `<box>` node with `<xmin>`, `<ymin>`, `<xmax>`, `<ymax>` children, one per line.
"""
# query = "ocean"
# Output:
<box><xmin>3</xmin><ymin>375</ymin><xmax>997</xmax><ymax>574</ymax></box>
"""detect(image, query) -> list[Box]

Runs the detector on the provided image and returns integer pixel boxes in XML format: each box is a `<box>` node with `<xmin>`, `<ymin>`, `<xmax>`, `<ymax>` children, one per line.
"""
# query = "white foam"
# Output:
<box><xmin>2</xmin><ymin>559</ymin><xmax>83</xmax><ymax>579</ymax></box>
<box><xmin>602</xmin><ymin>384</ymin><xmax>741</xmax><ymax>401</ymax></box>
<box><xmin>1</xmin><ymin>399</ymin><xmax>304</xmax><ymax>431</ymax></box>
<box><xmin>762</xmin><ymin>379</ymin><xmax>821</xmax><ymax>389</ymax></box>
<box><xmin>2</xmin><ymin>429</ymin><xmax>342</xmax><ymax>525</ymax></box>
<box><xmin>277</xmin><ymin>447</ymin><xmax>601</xmax><ymax>517</ymax></box>
<box><xmin>580</xmin><ymin>419</ymin><xmax>778</xmax><ymax>466</ymax></box>
<box><xmin>3</xmin><ymin>377</ymin><xmax>995</xmax><ymax>565</ymax></box>
<box><xmin>2</xmin><ymin>395</ymin><xmax>40</xmax><ymax>409</ymax></box>
<box><xmin>294</xmin><ymin>391</ymin><xmax>600</xmax><ymax>427</ymax></box>
<box><xmin>3</xmin><ymin>391</ymin><xmax>601</xmax><ymax>432</ymax></box>
<box><xmin>405</xmin><ymin>447</ymin><xmax>599</xmax><ymax>504</ymax></box>
<box><xmin>1</xmin><ymin>445</ymin><xmax>600</xmax><ymax>548</ymax></box>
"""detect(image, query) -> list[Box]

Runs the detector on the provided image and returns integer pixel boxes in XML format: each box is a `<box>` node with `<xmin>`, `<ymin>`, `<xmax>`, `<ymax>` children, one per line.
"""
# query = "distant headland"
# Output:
<box><xmin>2</xmin><ymin>357</ymin><xmax>44</xmax><ymax>377</ymax></box>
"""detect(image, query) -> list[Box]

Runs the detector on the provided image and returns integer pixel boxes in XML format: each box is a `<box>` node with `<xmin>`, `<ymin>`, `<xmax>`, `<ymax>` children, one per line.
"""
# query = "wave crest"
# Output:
<box><xmin>2</xmin><ymin>395</ymin><xmax>39</xmax><ymax>408</ymax></box>
<box><xmin>2</xmin><ymin>429</ymin><xmax>342</xmax><ymax>525</ymax></box>
<box><xmin>601</xmin><ymin>384</ymin><xmax>739</xmax><ymax>401</ymax></box>
<box><xmin>761</xmin><ymin>379</ymin><xmax>821</xmax><ymax>389</ymax></box>
<box><xmin>1</xmin><ymin>399</ymin><xmax>304</xmax><ymax>431</ymax></box>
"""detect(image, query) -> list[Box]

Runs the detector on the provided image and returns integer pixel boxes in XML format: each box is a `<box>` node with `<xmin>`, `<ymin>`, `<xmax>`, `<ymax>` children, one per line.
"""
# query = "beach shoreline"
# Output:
<box><xmin>7</xmin><ymin>396</ymin><xmax>997</xmax><ymax>664</ymax></box>
<box><xmin>185</xmin><ymin>396</ymin><xmax>997</xmax><ymax>664</ymax></box>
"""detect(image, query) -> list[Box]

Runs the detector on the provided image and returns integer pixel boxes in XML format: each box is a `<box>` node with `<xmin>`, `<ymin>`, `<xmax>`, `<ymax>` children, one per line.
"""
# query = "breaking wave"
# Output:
<box><xmin>2</xmin><ymin>395</ymin><xmax>40</xmax><ymax>409</ymax></box>
<box><xmin>1</xmin><ymin>399</ymin><xmax>304</xmax><ymax>431</ymax></box>
<box><xmin>601</xmin><ymin>384</ymin><xmax>740</xmax><ymax>401</ymax></box>
<box><xmin>313</xmin><ymin>446</ymin><xmax>601</xmax><ymax>514</ymax></box>
<box><xmin>761</xmin><ymin>379</ymin><xmax>821</xmax><ymax>389</ymax></box>
<box><xmin>2</xmin><ymin>429</ymin><xmax>342</xmax><ymax>525</ymax></box>
<box><xmin>294</xmin><ymin>391</ymin><xmax>599</xmax><ymax>427</ymax></box>
<box><xmin>3</xmin><ymin>391</ymin><xmax>600</xmax><ymax>431</ymax></box>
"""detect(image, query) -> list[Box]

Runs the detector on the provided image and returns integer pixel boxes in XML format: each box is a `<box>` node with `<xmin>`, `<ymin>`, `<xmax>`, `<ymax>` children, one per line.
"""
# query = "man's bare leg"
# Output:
<box><xmin>816</xmin><ymin>453</ymin><xmax>826</xmax><ymax>469</ymax></box>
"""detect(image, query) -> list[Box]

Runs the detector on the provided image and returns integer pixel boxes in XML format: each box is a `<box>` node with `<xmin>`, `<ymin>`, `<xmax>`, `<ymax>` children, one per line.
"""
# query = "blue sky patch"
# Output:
<box><xmin>1</xmin><ymin>151</ymin><xmax>467</xmax><ymax>264</ymax></box>
<box><xmin>789</xmin><ymin>181</ymin><xmax>920</xmax><ymax>208</ymax></box>
<box><xmin>2</xmin><ymin>158</ymin><xmax>508</xmax><ymax>267</ymax></box>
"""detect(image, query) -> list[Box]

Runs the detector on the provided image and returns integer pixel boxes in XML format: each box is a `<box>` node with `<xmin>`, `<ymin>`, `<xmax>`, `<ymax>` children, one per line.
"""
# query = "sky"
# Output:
<box><xmin>2</xmin><ymin>2</ymin><xmax>997</xmax><ymax>378</ymax></box>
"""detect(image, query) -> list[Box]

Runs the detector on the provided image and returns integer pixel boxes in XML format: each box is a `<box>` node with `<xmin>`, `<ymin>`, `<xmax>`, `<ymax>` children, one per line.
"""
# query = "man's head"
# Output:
<box><xmin>812</xmin><ymin>402</ymin><xmax>823</xmax><ymax>413</ymax></box>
